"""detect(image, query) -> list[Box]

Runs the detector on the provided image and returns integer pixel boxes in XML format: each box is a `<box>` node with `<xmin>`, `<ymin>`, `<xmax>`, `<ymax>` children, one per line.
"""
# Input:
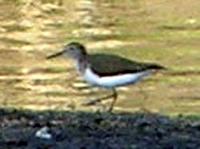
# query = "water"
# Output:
<box><xmin>0</xmin><ymin>0</ymin><xmax>200</xmax><ymax>115</ymax></box>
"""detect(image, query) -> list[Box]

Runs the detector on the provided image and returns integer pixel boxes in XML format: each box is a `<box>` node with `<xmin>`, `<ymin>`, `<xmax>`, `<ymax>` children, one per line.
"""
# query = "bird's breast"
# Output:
<box><xmin>83</xmin><ymin>68</ymin><xmax>100</xmax><ymax>86</ymax></box>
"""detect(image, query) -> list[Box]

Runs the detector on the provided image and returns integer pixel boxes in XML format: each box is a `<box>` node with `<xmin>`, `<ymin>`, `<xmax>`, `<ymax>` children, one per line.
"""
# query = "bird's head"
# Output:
<box><xmin>47</xmin><ymin>42</ymin><xmax>87</xmax><ymax>60</ymax></box>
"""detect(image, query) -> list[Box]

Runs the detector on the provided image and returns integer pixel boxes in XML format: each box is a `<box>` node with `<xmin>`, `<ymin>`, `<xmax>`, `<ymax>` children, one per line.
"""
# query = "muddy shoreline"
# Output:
<box><xmin>1</xmin><ymin>108</ymin><xmax>200</xmax><ymax>149</ymax></box>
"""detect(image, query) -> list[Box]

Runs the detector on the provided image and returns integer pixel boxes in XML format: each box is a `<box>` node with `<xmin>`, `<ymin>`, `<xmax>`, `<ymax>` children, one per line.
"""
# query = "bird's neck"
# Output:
<box><xmin>75</xmin><ymin>55</ymin><xmax>89</xmax><ymax>74</ymax></box>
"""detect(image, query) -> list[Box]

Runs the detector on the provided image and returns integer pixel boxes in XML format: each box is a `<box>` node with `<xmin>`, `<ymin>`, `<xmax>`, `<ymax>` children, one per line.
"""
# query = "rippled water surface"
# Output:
<box><xmin>0</xmin><ymin>0</ymin><xmax>200</xmax><ymax>115</ymax></box>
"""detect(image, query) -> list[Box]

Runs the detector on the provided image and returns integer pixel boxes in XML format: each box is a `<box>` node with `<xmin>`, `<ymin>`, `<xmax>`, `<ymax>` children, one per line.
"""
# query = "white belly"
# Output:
<box><xmin>83</xmin><ymin>68</ymin><xmax>151</xmax><ymax>88</ymax></box>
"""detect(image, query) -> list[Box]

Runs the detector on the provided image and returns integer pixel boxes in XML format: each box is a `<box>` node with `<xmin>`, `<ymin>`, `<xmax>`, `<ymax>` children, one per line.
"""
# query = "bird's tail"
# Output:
<box><xmin>148</xmin><ymin>63</ymin><xmax>166</xmax><ymax>70</ymax></box>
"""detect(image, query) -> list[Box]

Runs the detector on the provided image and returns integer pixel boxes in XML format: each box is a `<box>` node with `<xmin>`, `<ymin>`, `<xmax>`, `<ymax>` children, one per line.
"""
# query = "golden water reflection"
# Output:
<box><xmin>0</xmin><ymin>0</ymin><xmax>200</xmax><ymax>115</ymax></box>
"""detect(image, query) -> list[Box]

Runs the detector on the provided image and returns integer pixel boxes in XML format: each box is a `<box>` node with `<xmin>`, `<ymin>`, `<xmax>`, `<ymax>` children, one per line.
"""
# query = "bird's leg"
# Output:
<box><xmin>82</xmin><ymin>93</ymin><xmax>113</xmax><ymax>106</ymax></box>
<box><xmin>82</xmin><ymin>88</ymin><xmax>117</xmax><ymax>107</ymax></box>
<box><xmin>76</xmin><ymin>85</ymin><xmax>93</xmax><ymax>90</ymax></box>
<box><xmin>108</xmin><ymin>88</ymin><xmax>118</xmax><ymax>112</ymax></box>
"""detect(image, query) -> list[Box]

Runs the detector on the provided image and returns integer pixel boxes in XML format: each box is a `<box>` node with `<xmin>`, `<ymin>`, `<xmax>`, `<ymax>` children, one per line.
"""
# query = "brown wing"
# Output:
<box><xmin>88</xmin><ymin>54</ymin><xmax>164</xmax><ymax>76</ymax></box>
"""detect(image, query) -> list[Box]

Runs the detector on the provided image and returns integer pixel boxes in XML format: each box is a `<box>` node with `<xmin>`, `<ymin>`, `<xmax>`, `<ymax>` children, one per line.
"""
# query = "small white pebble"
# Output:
<box><xmin>35</xmin><ymin>127</ymin><xmax>52</xmax><ymax>140</ymax></box>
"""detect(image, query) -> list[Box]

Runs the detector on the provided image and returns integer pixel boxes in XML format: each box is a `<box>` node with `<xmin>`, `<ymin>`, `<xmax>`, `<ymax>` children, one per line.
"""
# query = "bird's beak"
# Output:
<box><xmin>46</xmin><ymin>50</ymin><xmax>64</xmax><ymax>59</ymax></box>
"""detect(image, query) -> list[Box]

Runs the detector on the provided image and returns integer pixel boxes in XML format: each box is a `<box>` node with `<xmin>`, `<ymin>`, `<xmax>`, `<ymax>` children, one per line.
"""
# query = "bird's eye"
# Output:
<box><xmin>69</xmin><ymin>47</ymin><xmax>74</xmax><ymax>51</ymax></box>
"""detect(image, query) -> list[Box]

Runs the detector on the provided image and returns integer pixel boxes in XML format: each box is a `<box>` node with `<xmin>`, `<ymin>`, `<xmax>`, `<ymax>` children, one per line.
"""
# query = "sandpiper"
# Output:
<box><xmin>47</xmin><ymin>42</ymin><xmax>165</xmax><ymax>112</ymax></box>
